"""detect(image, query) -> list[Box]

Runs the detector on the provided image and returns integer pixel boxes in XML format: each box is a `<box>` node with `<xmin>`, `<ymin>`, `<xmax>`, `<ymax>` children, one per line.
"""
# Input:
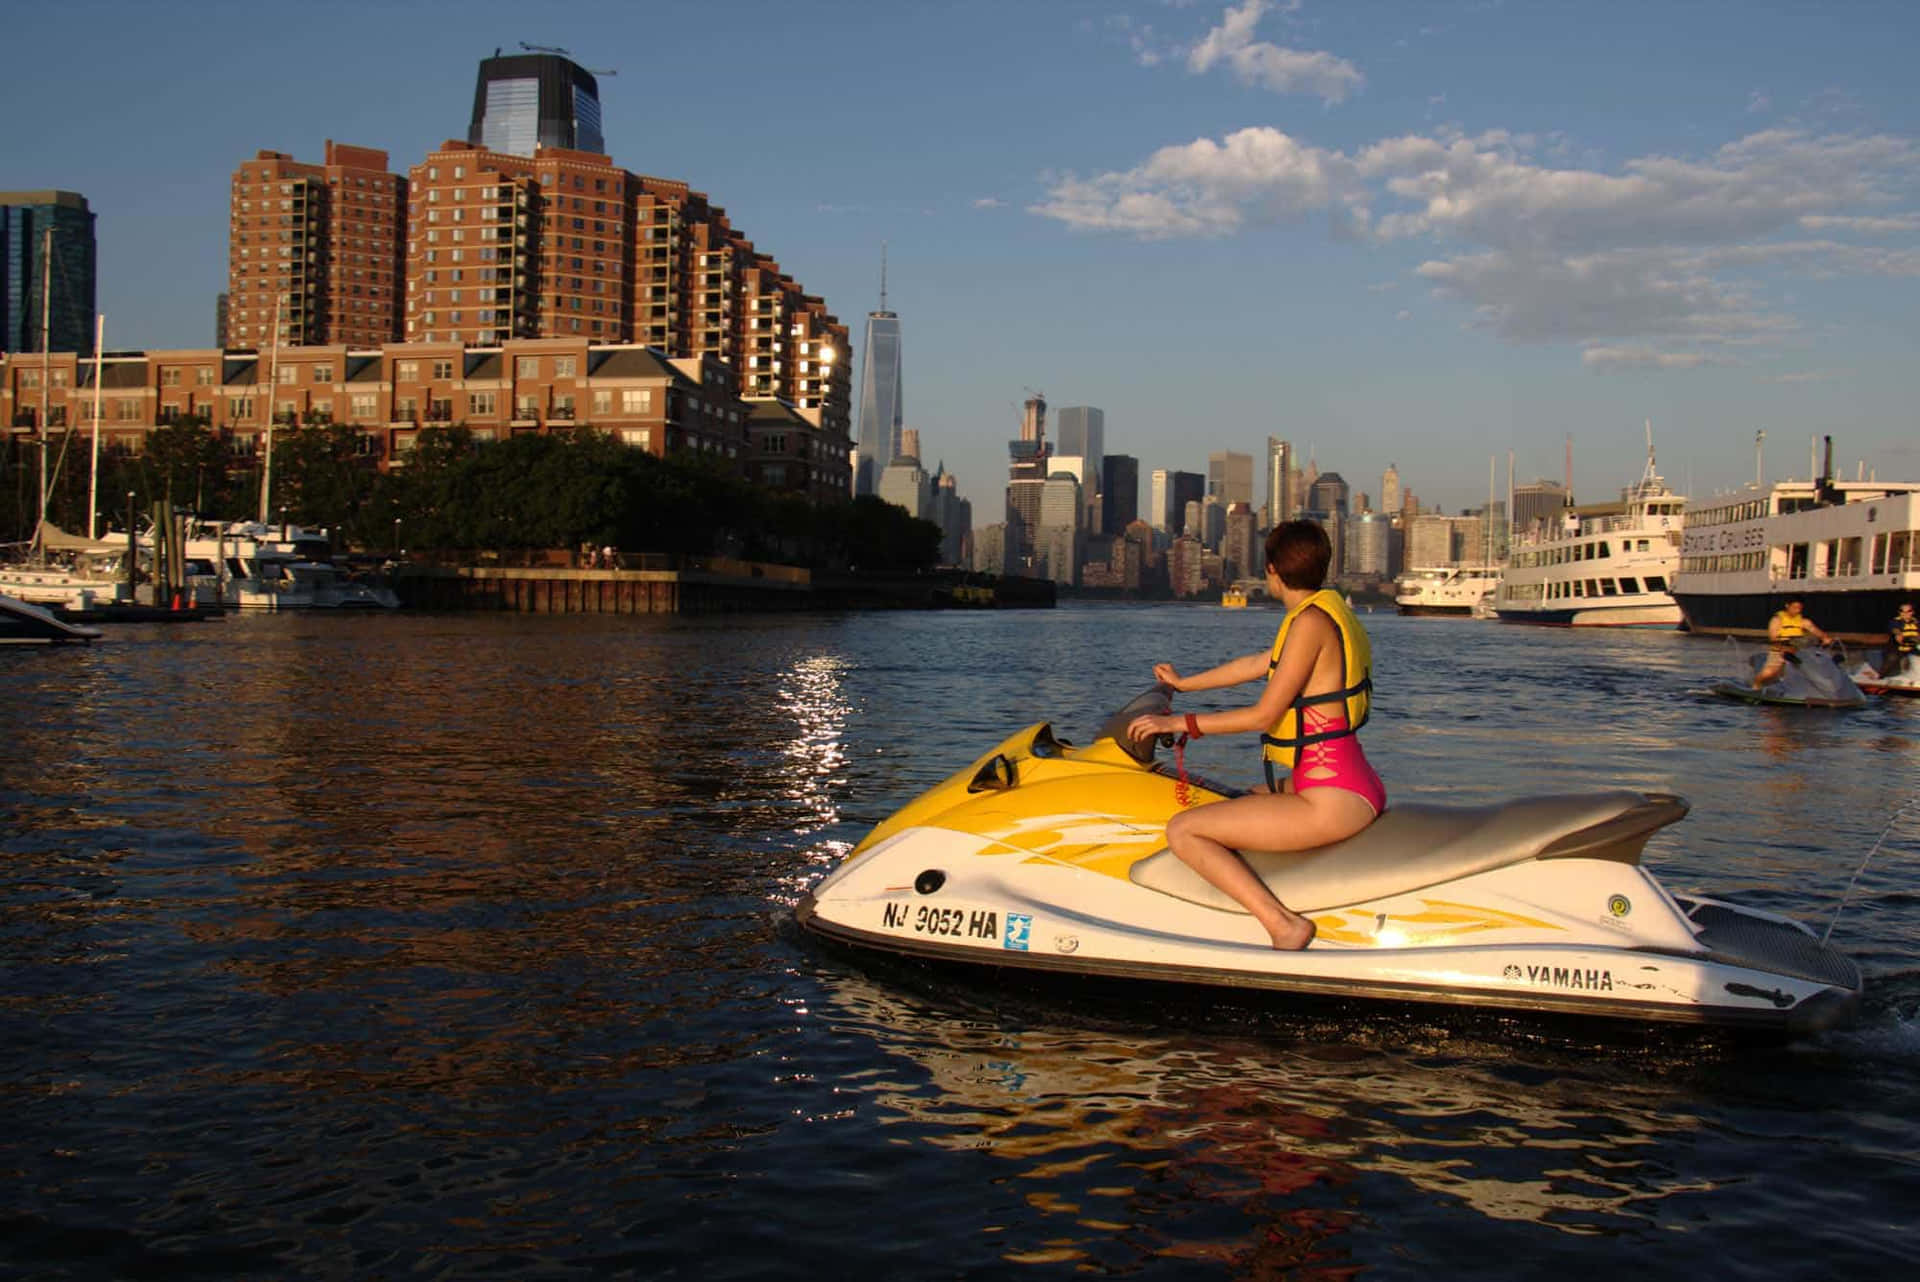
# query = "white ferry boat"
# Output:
<box><xmin>1672</xmin><ymin>443</ymin><xmax>1920</xmax><ymax>642</ymax></box>
<box><xmin>1494</xmin><ymin>448</ymin><xmax>1686</xmax><ymax>628</ymax></box>
<box><xmin>1395</xmin><ymin>565</ymin><xmax>1501</xmax><ymax>616</ymax></box>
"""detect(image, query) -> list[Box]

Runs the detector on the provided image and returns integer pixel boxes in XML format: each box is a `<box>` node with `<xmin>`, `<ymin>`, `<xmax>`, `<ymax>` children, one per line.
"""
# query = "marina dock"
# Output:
<box><xmin>390</xmin><ymin>560</ymin><xmax>1052</xmax><ymax>614</ymax></box>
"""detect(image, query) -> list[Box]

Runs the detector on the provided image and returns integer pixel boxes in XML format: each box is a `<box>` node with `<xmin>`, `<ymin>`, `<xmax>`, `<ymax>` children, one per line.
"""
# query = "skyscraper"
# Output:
<box><xmin>468</xmin><ymin>51</ymin><xmax>605</xmax><ymax>157</ymax></box>
<box><xmin>856</xmin><ymin>249</ymin><xmax>903</xmax><ymax>478</ymax></box>
<box><xmin>1265</xmin><ymin>437</ymin><xmax>1295</xmax><ymax>528</ymax></box>
<box><xmin>1100</xmin><ymin>454</ymin><xmax>1139</xmax><ymax>536</ymax></box>
<box><xmin>1055</xmin><ymin>406</ymin><xmax>1104</xmax><ymax>527</ymax></box>
<box><xmin>1170</xmin><ymin>471</ymin><xmax>1205</xmax><ymax>536</ymax></box>
<box><xmin>1308</xmin><ymin>471</ymin><xmax>1350</xmax><ymax>517</ymax></box>
<box><xmin>1</xmin><ymin>191</ymin><xmax>96</xmax><ymax>358</ymax></box>
<box><xmin>1208</xmin><ymin>450</ymin><xmax>1253</xmax><ymax>506</ymax></box>
<box><xmin>1004</xmin><ymin>392</ymin><xmax>1049</xmax><ymax>572</ymax></box>
<box><xmin>1380</xmin><ymin>463</ymin><xmax>1401</xmax><ymax>515</ymax></box>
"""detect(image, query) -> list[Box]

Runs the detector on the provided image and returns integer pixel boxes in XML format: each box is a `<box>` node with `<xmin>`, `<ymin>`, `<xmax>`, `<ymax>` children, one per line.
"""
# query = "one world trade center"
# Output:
<box><xmin>855</xmin><ymin>248</ymin><xmax>903</xmax><ymax>495</ymax></box>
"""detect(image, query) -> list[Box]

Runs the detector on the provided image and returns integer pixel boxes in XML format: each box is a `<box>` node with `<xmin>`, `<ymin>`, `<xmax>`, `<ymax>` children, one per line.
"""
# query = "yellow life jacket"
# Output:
<box><xmin>1772</xmin><ymin>609</ymin><xmax>1807</xmax><ymax>647</ymax></box>
<box><xmin>1895</xmin><ymin>615</ymin><xmax>1919</xmax><ymax>651</ymax></box>
<box><xmin>1261</xmin><ymin>588</ymin><xmax>1372</xmax><ymax>769</ymax></box>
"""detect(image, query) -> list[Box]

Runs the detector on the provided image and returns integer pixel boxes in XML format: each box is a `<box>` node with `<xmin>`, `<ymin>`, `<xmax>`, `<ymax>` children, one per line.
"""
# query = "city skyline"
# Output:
<box><xmin>3</xmin><ymin>0</ymin><xmax>1917</xmax><ymax>513</ymax></box>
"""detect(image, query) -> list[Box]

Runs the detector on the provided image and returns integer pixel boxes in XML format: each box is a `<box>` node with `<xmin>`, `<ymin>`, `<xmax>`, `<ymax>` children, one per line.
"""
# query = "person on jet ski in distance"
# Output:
<box><xmin>1754</xmin><ymin>597</ymin><xmax>1832</xmax><ymax>691</ymax></box>
<box><xmin>1883</xmin><ymin>602</ymin><xmax>1918</xmax><ymax>677</ymax></box>
<box><xmin>1127</xmin><ymin>520</ymin><xmax>1381</xmax><ymax>950</ymax></box>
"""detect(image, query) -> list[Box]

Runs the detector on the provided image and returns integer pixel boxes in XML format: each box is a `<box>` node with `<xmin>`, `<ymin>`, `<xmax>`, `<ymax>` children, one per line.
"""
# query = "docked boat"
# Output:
<box><xmin>0</xmin><ymin>524</ymin><xmax>135</xmax><ymax>611</ymax></box>
<box><xmin>0</xmin><ymin>590</ymin><xmax>103</xmax><ymax>645</ymax></box>
<box><xmin>171</xmin><ymin>521</ymin><xmax>399</xmax><ymax>611</ymax></box>
<box><xmin>1494</xmin><ymin>443</ymin><xmax>1686</xmax><ymax>628</ymax></box>
<box><xmin>1395</xmin><ymin>564</ymin><xmax>1501</xmax><ymax>616</ymax></box>
<box><xmin>1672</xmin><ymin>440</ymin><xmax>1919</xmax><ymax>642</ymax></box>
<box><xmin>797</xmin><ymin>685</ymin><xmax>1860</xmax><ymax>1035</ymax></box>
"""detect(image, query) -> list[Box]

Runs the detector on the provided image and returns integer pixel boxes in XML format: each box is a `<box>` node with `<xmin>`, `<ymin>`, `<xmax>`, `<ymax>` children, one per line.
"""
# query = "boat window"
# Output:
<box><xmin>1873</xmin><ymin>533</ymin><xmax>1889</xmax><ymax>574</ymax></box>
<box><xmin>1645</xmin><ymin>575</ymin><xmax>1667</xmax><ymax>592</ymax></box>
<box><xmin>1834</xmin><ymin>536</ymin><xmax>1862</xmax><ymax>578</ymax></box>
<box><xmin>1597</xmin><ymin>541</ymin><xmax>1610</xmax><ymax>558</ymax></box>
<box><xmin>1889</xmin><ymin>530</ymin><xmax>1913</xmax><ymax>574</ymax></box>
<box><xmin>1600</xmin><ymin>579</ymin><xmax>1618</xmax><ymax>596</ymax></box>
<box><xmin>1619</xmin><ymin>577</ymin><xmax>1640</xmax><ymax>594</ymax></box>
<box><xmin>1781</xmin><ymin>543</ymin><xmax>1810</xmax><ymax>580</ymax></box>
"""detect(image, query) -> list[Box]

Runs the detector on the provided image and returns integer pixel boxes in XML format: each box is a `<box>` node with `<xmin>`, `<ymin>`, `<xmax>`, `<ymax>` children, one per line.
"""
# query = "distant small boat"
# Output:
<box><xmin>1221</xmin><ymin>586</ymin><xmax>1248</xmax><ymax>608</ymax></box>
<box><xmin>0</xmin><ymin>590</ymin><xmax>102</xmax><ymax>645</ymax></box>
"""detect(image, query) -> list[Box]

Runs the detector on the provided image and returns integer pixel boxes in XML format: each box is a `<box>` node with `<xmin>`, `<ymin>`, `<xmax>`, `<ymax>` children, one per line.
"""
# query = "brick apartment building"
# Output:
<box><xmin>2</xmin><ymin>335</ymin><xmax>851</xmax><ymax>503</ymax></box>
<box><xmin>203</xmin><ymin>136</ymin><xmax>851</xmax><ymax>501</ymax></box>
<box><xmin>226</xmin><ymin>144</ymin><xmax>407</xmax><ymax>349</ymax></box>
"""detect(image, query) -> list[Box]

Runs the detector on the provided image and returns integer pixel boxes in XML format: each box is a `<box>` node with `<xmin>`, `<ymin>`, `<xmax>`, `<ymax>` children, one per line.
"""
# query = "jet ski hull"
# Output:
<box><xmin>1701</xmin><ymin>678</ymin><xmax>1866</xmax><ymax>708</ymax></box>
<box><xmin>798</xmin><ymin>843</ymin><xmax>1858</xmax><ymax>1035</ymax></box>
<box><xmin>800</xmin><ymin>702</ymin><xmax>1862</xmax><ymax>1037</ymax></box>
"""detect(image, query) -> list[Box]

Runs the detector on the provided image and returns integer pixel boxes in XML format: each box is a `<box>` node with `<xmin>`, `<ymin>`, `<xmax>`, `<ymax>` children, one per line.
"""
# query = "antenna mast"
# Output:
<box><xmin>879</xmin><ymin>241</ymin><xmax>888</xmax><ymax>312</ymax></box>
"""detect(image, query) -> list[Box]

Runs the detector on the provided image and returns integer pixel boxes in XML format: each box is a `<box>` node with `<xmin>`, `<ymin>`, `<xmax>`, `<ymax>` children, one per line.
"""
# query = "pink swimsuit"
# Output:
<box><xmin>1283</xmin><ymin>707</ymin><xmax>1386</xmax><ymax>815</ymax></box>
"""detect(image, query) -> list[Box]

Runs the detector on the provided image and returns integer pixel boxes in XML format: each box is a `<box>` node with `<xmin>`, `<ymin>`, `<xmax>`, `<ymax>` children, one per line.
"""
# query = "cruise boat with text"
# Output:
<box><xmin>1672</xmin><ymin>440</ymin><xmax>1920</xmax><ymax>642</ymax></box>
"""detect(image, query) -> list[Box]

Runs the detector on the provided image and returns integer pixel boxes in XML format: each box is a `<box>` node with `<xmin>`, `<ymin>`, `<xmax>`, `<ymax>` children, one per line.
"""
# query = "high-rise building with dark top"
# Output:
<box><xmin>468</xmin><ymin>52</ymin><xmax>605</xmax><ymax>158</ymax></box>
<box><xmin>1</xmin><ymin>191</ymin><xmax>96</xmax><ymax>357</ymax></box>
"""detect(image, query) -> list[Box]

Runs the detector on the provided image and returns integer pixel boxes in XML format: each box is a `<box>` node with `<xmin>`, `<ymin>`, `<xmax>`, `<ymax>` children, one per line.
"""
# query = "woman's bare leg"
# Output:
<box><xmin>1165</xmin><ymin>788</ymin><xmax>1376</xmax><ymax>949</ymax></box>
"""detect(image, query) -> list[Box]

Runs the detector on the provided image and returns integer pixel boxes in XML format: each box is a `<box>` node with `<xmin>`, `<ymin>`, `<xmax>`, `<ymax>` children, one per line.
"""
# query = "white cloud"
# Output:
<box><xmin>1798</xmin><ymin>213</ymin><xmax>1920</xmax><ymax>233</ymax></box>
<box><xmin>973</xmin><ymin>197</ymin><xmax>1006</xmax><ymax>209</ymax></box>
<box><xmin>1032</xmin><ymin>123</ymin><xmax>1920</xmax><ymax>367</ymax></box>
<box><xmin>1763</xmin><ymin>368</ymin><xmax>1849</xmax><ymax>383</ymax></box>
<box><xmin>1582</xmin><ymin>346</ymin><xmax>1729</xmax><ymax>373</ymax></box>
<box><xmin>1186</xmin><ymin>1</ymin><xmax>1364</xmax><ymax>103</ymax></box>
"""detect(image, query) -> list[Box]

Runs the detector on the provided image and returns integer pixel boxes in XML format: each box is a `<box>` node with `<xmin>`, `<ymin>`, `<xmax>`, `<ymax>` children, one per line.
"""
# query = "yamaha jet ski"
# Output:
<box><xmin>1701</xmin><ymin>637</ymin><xmax>1867</xmax><ymax>708</ymax></box>
<box><xmin>797</xmin><ymin>687</ymin><xmax>1860</xmax><ymax>1036</ymax></box>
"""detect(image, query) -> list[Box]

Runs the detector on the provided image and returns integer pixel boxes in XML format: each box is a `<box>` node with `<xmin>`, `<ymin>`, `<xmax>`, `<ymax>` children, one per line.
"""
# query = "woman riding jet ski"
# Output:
<box><xmin>796</xmin><ymin>687</ymin><xmax>1860</xmax><ymax>1035</ymax></box>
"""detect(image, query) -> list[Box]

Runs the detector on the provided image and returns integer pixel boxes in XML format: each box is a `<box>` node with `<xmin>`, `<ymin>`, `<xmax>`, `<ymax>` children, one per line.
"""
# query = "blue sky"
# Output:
<box><xmin>5</xmin><ymin>0</ymin><xmax>1917</xmax><ymax>515</ymax></box>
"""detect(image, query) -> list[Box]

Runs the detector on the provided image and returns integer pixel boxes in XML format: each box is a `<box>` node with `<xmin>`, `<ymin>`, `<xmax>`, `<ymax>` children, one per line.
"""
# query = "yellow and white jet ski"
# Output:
<box><xmin>798</xmin><ymin>688</ymin><xmax>1860</xmax><ymax>1036</ymax></box>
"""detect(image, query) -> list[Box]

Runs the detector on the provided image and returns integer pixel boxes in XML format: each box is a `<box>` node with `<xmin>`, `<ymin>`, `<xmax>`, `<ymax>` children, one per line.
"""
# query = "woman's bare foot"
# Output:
<box><xmin>1268</xmin><ymin>917</ymin><xmax>1317</xmax><ymax>950</ymax></box>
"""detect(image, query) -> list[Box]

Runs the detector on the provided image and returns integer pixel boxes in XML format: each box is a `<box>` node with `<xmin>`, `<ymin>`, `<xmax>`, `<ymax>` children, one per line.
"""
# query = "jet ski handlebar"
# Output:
<box><xmin>1095</xmin><ymin>684</ymin><xmax>1178</xmax><ymax>765</ymax></box>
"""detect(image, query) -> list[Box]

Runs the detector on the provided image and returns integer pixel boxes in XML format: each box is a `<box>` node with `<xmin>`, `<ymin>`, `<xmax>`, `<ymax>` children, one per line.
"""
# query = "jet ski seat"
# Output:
<box><xmin>1129</xmin><ymin>790</ymin><xmax>1688</xmax><ymax>915</ymax></box>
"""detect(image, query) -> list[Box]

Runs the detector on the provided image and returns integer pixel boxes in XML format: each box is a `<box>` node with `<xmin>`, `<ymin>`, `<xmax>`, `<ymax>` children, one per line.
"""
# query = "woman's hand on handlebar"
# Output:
<box><xmin>1152</xmin><ymin>662</ymin><xmax>1185</xmax><ymax>691</ymax></box>
<box><xmin>1128</xmin><ymin>713</ymin><xmax>1179</xmax><ymax>745</ymax></box>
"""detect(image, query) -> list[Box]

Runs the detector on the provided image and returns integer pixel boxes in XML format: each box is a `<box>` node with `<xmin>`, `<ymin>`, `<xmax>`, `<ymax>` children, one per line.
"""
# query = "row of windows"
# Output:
<box><xmin>1503</xmin><ymin>575</ymin><xmax>1668</xmax><ymax>602</ymax></box>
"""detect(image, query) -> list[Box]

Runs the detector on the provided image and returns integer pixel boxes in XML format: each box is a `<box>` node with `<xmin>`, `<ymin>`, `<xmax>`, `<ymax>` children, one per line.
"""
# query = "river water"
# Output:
<box><xmin>4</xmin><ymin>605</ymin><xmax>1918</xmax><ymax>1279</ymax></box>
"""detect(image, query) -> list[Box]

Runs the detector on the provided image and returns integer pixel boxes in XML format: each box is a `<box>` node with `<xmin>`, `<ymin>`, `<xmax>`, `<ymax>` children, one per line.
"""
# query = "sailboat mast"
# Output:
<box><xmin>89</xmin><ymin>314</ymin><xmax>104</xmax><ymax>539</ymax></box>
<box><xmin>259</xmin><ymin>295</ymin><xmax>281</xmax><ymax>524</ymax></box>
<box><xmin>36</xmin><ymin>227</ymin><xmax>51</xmax><ymax>560</ymax></box>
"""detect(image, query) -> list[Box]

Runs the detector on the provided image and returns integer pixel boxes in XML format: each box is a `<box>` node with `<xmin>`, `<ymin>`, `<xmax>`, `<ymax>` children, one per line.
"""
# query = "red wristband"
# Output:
<box><xmin>1184</xmin><ymin>713</ymin><xmax>1203</xmax><ymax>739</ymax></box>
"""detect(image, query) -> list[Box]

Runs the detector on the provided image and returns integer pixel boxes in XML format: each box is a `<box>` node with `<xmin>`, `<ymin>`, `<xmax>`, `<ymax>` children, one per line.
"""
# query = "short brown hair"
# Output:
<box><xmin>1264</xmin><ymin>520</ymin><xmax>1331</xmax><ymax>590</ymax></box>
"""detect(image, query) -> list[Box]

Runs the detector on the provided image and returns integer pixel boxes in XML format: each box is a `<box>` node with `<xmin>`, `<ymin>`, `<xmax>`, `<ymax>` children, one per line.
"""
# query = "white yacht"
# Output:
<box><xmin>173</xmin><ymin>521</ymin><xmax>399</xmax><ymax>611</ymax></box>
<box><xmin>1672</xmin><ymin>444</ymin><xmax>1920</xmax><ymax>642</ymax></box>
<box><xmin>1494</xmin><ymin>445</ymin><xmax>1686</xmax><ymax>628</ymax></box>
<box><xmin>1395</xmin><ymin>565</ymin><xmax>1501</xmax><ymax>616</ymax></box>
